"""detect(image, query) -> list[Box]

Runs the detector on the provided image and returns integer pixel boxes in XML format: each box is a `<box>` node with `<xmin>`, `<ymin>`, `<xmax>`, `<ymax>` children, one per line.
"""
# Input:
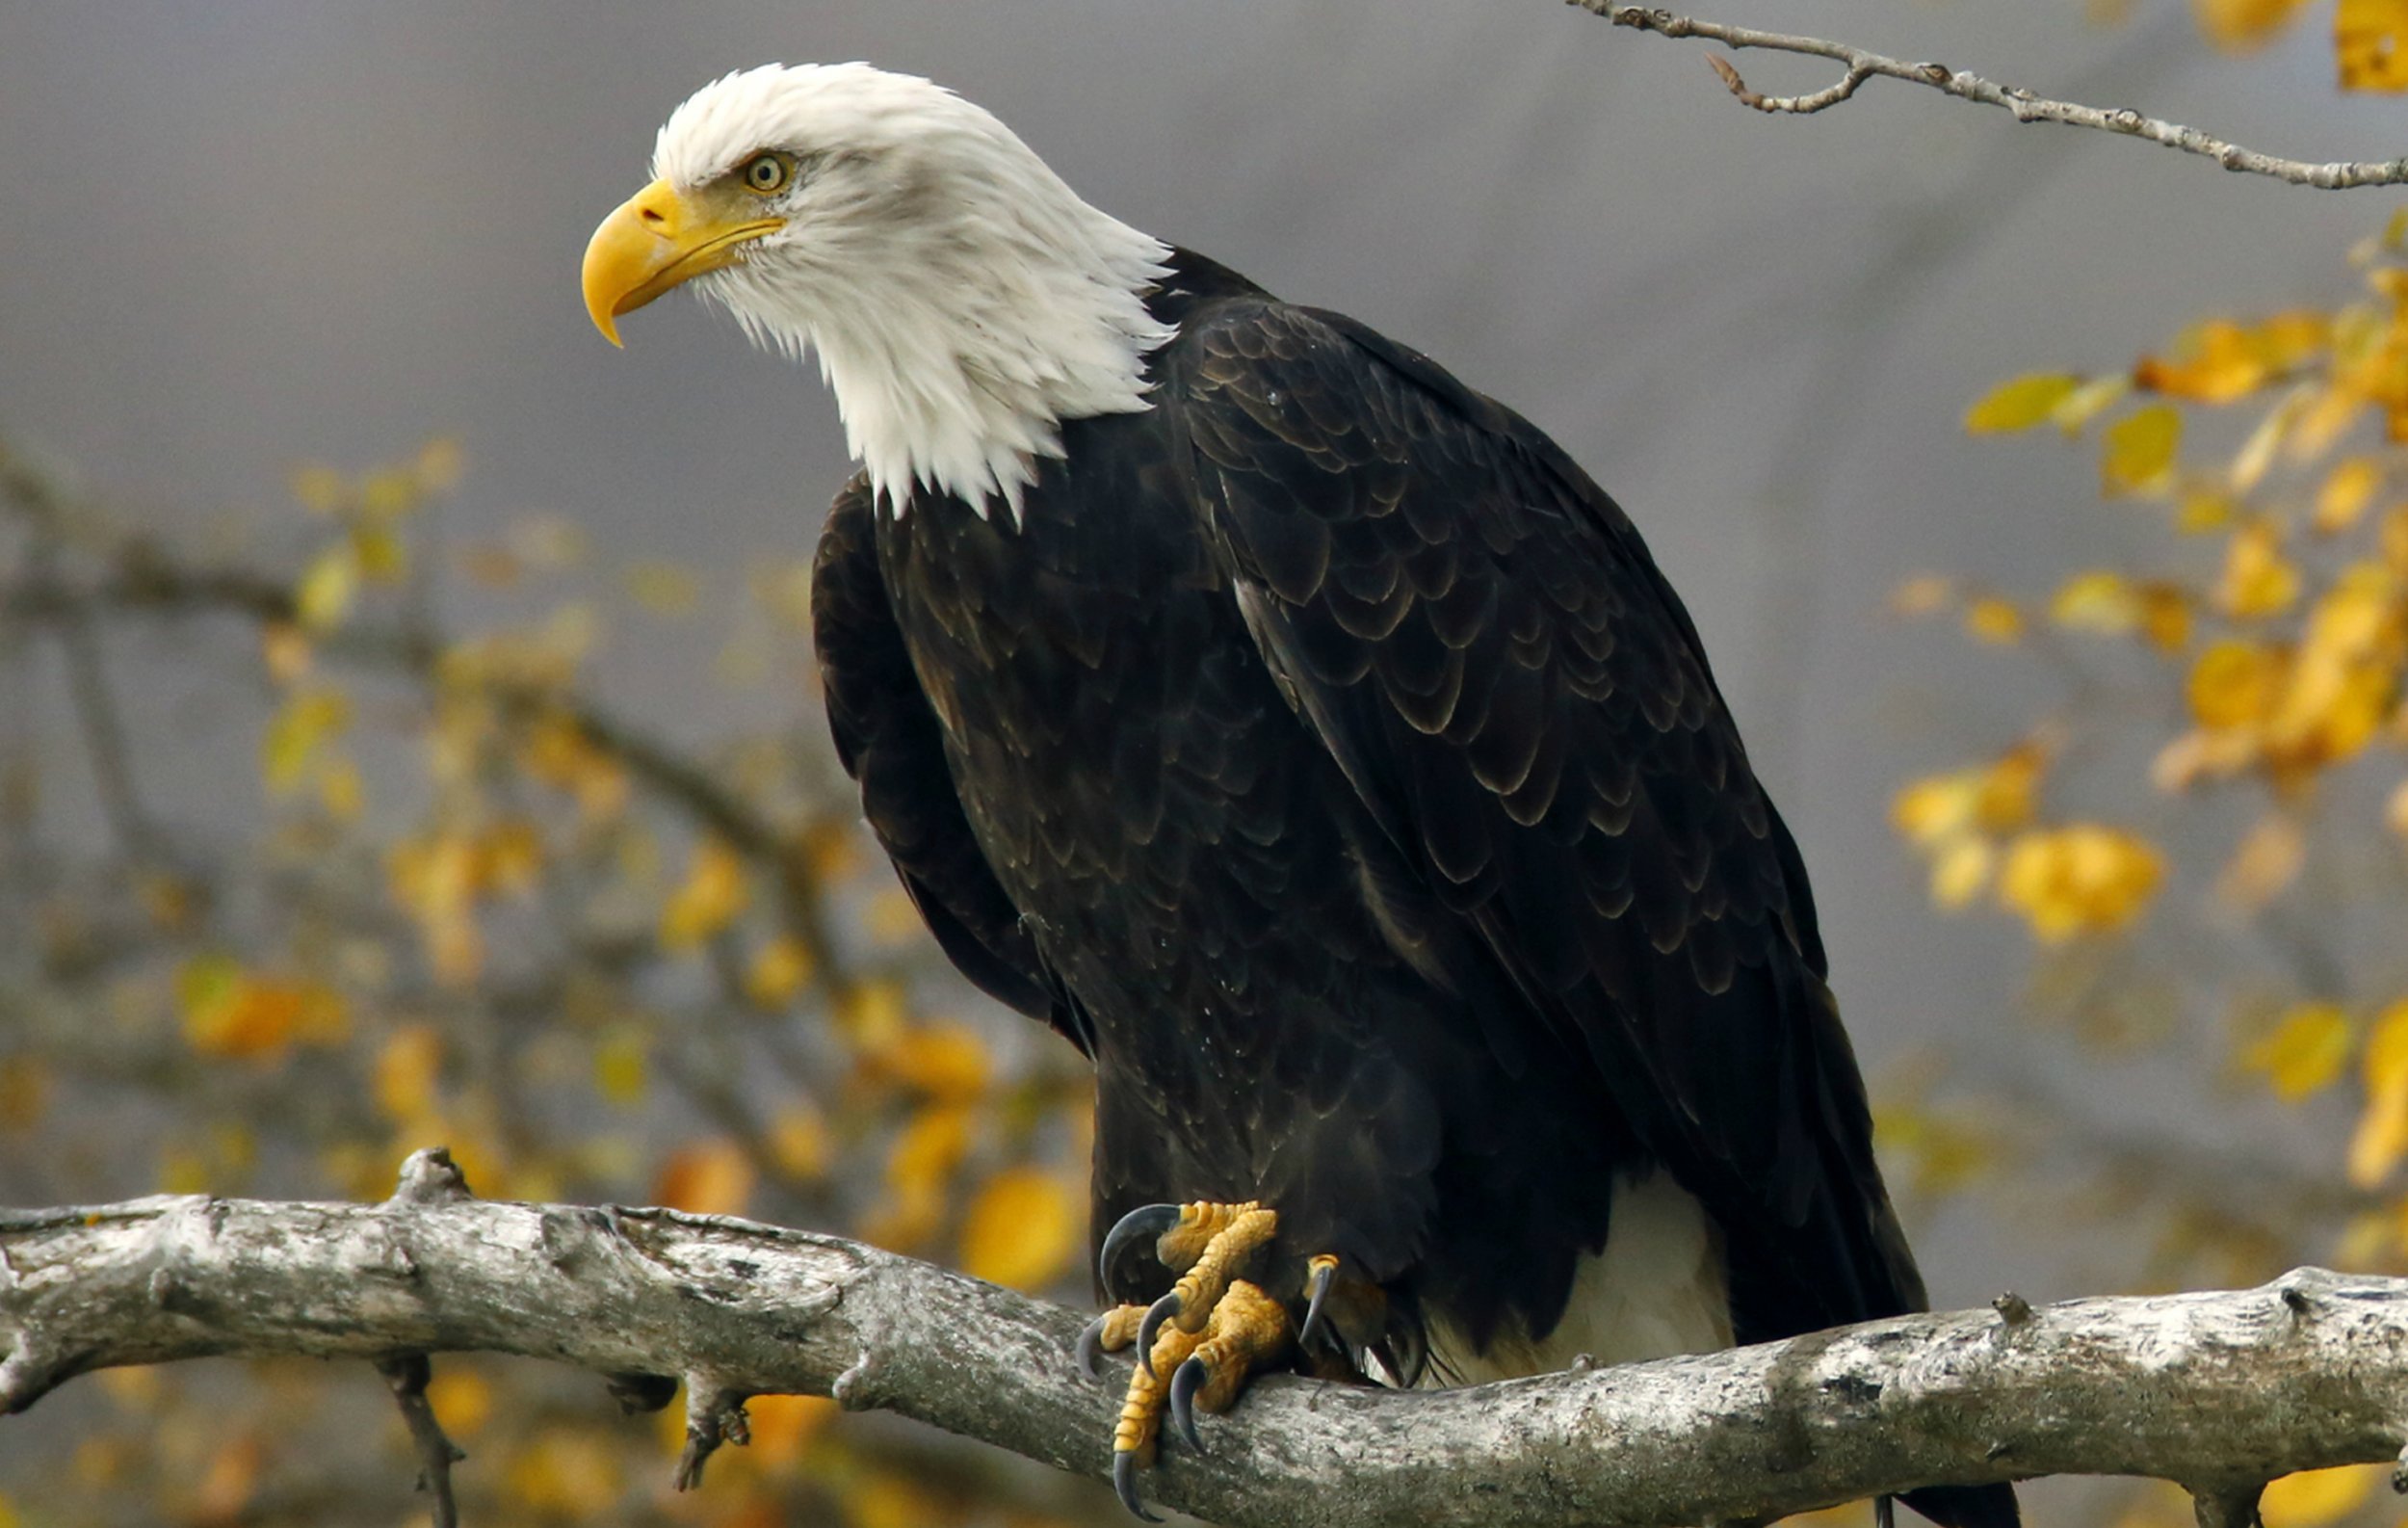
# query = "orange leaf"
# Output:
<box><xmin>1962</xmin><ymin>597</ymin><xmax>2025</xmax><ymax>645</ymax></box>
<box><xmin>959</xmin><ymin>1167</ymin><xmax>1081</xmax><ymax>1290</ymax></box>
<box><xmin>2195</xmin><ymin>0</ymin><xmax>2315</xmax><ymax>50</ymax></box>
<box><xmin>653</xmin><ymin>1138</ymin><xmax>756</xmax><ymax>1217</ymax></box>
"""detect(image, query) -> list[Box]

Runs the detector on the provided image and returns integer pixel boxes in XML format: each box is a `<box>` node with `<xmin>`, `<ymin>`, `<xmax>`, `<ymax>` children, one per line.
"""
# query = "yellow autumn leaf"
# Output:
<box><xmin>1975</xmin><ymin>743</ymin><xmax>2047</xmax><ymax>833</ymax></box>
<box><xmin>2048</xmin><ymin>570</ymin><xmax>2141</xmax><ymax>635</ymax></box>
<box><xmin>2316</xmin><ymin>458</ymin><xmax>2382</xmax><ymax>534</ymax></box>
<box><xmin>2053</xmin><ymin>374</ymin><xmax>2132</xmax><ymax>435</ymax></box>
<box><xmin>192</xmin><ymin>1435</ymin><xmax>264</xmax><ymax>1524</ymax></box>
<box><xmin>374</xmin><ymin>1025</ymin><xmax>444</xmax><ymax>1122</ymax></box>
<box><xmin>594</xmin><ymin>1030</ymin><xmax>648</xmax><ymax>1106</ymax></box>
<box><xmin>873</xmin><ymin>1022</ymin><xmax>993</xmax><ymax>1101</ymax></box>
<box><xmin>960</xmin><ymin>1168</ymin><xmax>1081</xmax><ymax>1290</ymax></box>
<box><xmin>260</xmin><ymin>688</ymin><xmax>352</xmax><ymax>794</ymax></box>
<box><xmin>2137</xmin><ymin>582</ymin><xmax>2194</xmax><ymax>653</ymax></box>
<box><xmin>1929</xmin><ymin>835</ymin><xmax>1994</xmax><ymax>909</ymax></box>
<box><xmin>2244</xmin><ymin>1003</ymin><xmax>2353</xmax><ymax>1101</ymax></box>
<box><xmin>1965</xmin><ymin>374</ymin><xmax>2081</xmax><ymax>435</ymax></box>
<box><xmin>294</xmin><ymin>544</ymin><xmax>358</xmax><ymax>632</ymax></box>
<box><xmin>652</xmin><ymin>1138</ymin><xmax>757</xmax><ymax>1217</ymax></box>
<box><xmin>746</xmin><ymin>935</ymin><xmax>815</xmax><ymax>1009</ymax></box>
<box><xmin>2348</xmin><ymin>1001</ymin><xmax>2408</xmax><ymax>1186</ymax></box>
<box><xmin>872</xmin><ymin>1103</ymin><xmax>976</xmax><ymax>1250</ymax></box>
<box><xmin>1962</xmin><ymin>597</ymin><xmax>2025</xmax><ymax>645</ymax></box>
<box><xmin>850</xmin><ymin>1474</ymin><xmax>953</xmax><ymax>1528</ymax></box>
<box><xmin>2135</xmin><ymin>319</ymin><xmax>2267</xmax><ymax>403</ymax></box>
<box><xmin>2194</xmin><ymin>0</ymin><xmax>2315</xmax><ymax>50</ymax></box>
<box><xmin>2101</xmin><ymin>405</ymin><xmax>2183</xmax><ymax>496</ymax></box>
<box><xmin>2216</xmin><ymin>519</ymin><xmax>2303</xmax><ymax>618</ymax></box>
<box><xmin>182</xmin><ymin>968</ymin><xmax>333</xmax><ymax>1063</ymax></box>
<box><xmin>1892</xmin><ymin>773</ymin><xmax>1979</xmax><ymax>848</ymax></box>
<box><xmin>2187</xmin><ymin>640</ymin><xmax>2280</xmax><ymax>729</ymax></box>
<box><xmin>507</xmin><ymin>1428</ymin><xmax>623</xmax><ymax>1515</ymax></box>
<box><xmin>424</xmin><ymin>1367</ymin><xmax>494</xmax><ymax>1438</ymax></box>
<box><xmin>2260</xmin><ymin>1462</ymin><xmax>2381</xmax><ymax>1527</ymax></box>
<box><xmin>2177</xmin><ymin>490</ymin><xmax>2236</xmax><ymax>535</ymax></box>
<box><xmin>351</xmin><ymin>519</ymin><xmax>408</xmax><ymax>583</ymax></box>
<box><xmin>745</xmin><ymin>1393</ymin><xmax>838</xmax><ymax>1466</ymax></box>
<box><xmin>2338</xmin><ymin>0</ymin><xmax>2408</xmax><ymax>90</ymax></box>
<box><xmin>769</xmin><ymin>1104</ymin><xmax>831</xmax><ymax>1180</ymax></box>
<box><xmin>836</xmin><ymin>978</ymin><xmax>910</xmax><ymax>1048</ymax></box>
<box><xmin>660</xmin><ymin>836</ymin><xmax>751</xmax><ymax>952</ymax></box>
<box><xmin>1997</xmin><ymin>825</ymin><xmax>2165</xmax><ymax>942</ymax></box>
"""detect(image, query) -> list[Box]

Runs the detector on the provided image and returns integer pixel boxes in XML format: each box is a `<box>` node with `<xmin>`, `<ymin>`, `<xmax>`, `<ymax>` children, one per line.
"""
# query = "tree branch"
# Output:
<box><xmin>1576</xmin><ymin>4</ymin><xmax>2408</xmax><ymax>190</ymax></box>
<box><xmin>8</xmin><ymin>1152</ymin><xmax>2408</xmax><ymax>1527</ymax></box>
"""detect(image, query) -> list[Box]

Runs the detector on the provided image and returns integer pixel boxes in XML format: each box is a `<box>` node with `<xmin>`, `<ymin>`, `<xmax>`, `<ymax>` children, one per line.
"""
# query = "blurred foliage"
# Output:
<box><xmin>1887</xmin><ymin>215</ymin><xmax>2408</xmax><ymax>1528</ymax></box>
<box><xmin>0</xmin><ymin>437</ymin><xmax>1102</xmax><ymax>1524</ymax></box>
<box><xmin>2186</xmin><ymin>0</ymin><xmax>2408</xmax><ymax>90</ymax></box>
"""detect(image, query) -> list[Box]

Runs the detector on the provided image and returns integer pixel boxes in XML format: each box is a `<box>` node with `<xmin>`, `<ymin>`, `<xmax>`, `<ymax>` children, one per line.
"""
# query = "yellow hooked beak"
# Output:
<box><xmin>581</xmin><ymin>178</ymin><xmax>784</xmax><ymax>346</ymax></box>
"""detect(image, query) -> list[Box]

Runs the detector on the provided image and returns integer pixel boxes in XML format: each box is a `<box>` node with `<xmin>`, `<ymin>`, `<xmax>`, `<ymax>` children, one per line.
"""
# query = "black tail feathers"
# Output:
<box><xmin>1899</xmin><ymin>1482</ymin><xmax>2020</xmax><ymax>1528</ymax></box>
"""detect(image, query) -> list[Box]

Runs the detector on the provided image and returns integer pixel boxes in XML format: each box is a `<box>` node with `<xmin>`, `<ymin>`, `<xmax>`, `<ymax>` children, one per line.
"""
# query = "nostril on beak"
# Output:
<box><xmin>640</xmin><ymin>206</ymin><xmax>667</xmax><ymax>228</ymax></box>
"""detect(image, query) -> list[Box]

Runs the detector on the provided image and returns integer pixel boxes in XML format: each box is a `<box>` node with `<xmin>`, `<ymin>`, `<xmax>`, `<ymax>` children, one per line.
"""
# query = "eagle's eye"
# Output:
<box><xmin>739</xmin><ymin>151</ymin><xmax>795</xmax><ymax>196</ymax></box>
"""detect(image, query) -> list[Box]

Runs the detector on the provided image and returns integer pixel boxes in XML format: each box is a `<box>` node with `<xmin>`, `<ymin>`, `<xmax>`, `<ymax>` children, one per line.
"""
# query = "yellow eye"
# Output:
<box><xmin>739</xmin><ymin>151</ymin><xmax>794</xmax><ymax>196</ymax></box>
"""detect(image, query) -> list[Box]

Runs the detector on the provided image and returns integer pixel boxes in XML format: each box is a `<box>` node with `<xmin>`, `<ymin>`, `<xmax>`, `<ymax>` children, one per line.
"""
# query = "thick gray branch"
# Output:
<box><xmin>7</xmin><ymin>1152</ymin><xmax>2408</xmax><ymax>1528</ymax></box>
<box><xmin>1578</xmin><ymin>3</ymin><xmax>2408</xmax><ymax>190</ymax></box>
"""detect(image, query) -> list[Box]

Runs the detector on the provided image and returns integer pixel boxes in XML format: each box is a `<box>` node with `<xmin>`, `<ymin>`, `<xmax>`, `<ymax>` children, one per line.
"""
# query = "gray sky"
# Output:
<box><xmin>3</xmin><ymin>0</ymin><xmax>2391</xmax><ymax>1311</ymax></box>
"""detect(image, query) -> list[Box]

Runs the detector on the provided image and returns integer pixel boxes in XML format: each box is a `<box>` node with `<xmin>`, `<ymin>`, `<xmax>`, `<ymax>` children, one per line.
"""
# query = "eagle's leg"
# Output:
<box><xmin>1112</xmin><ymin>1278</ymin><xmax>1294</xmax><ymax>1519</ymax></box>
<box><xmin>1130</xmin><ymin>1200</ymin><xmax>1280</xmax><ymax>1371</ymax></box>
<box><xmin>1095</xmin><ymin>1200</ymin><xmax>1345</xmax><ymax>1519</ymax></box>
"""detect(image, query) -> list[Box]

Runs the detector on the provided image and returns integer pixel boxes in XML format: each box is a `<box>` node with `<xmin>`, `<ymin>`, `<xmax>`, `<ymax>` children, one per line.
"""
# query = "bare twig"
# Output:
<box><xmin>1576</xmin><ymin>4</ymin><xmax>2408</xmax><ymax>189</ymax></box>
<box><xmin>375</xmin><ymin>1353</ymin><xmax>464</xmax><ymax>1528</ymax></box>
<box><xmin>10</xmin><ymin>1154</ymin><xmax>2408</xmax><ymax>1528</ymax></box>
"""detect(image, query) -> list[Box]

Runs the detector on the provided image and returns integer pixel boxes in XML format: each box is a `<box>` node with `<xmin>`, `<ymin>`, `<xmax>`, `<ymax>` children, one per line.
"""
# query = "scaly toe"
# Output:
<box><xmin>1079</xmin><ymin>1303</ymin><xmax>1146</xmax><ymax>1379</ymax></box>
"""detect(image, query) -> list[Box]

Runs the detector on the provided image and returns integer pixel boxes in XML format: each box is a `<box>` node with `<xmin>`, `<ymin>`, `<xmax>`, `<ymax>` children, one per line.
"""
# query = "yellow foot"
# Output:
<box><xmin>1110</xmin><ymin>1278</ymin><xmax>1290</xmax><ymax>1519</ymax></box>
<box><xmin>1089</xmin><ymin>1200</ymin><xmax>1343</xmax><ymax>1520</ymax></box>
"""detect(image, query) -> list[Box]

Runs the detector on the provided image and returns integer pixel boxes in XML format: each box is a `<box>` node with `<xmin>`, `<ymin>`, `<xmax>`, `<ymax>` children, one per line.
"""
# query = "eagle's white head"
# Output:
<box><xmin>582</xmin><ymin>64</ymin><xmax>1174</xmax><ymax>518</ymax></box>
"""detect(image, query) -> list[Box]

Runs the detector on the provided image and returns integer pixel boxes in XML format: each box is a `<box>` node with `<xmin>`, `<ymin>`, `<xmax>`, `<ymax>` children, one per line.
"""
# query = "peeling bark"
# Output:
<box><xmin>6</xmin><ymin>1152</ymin><xmax>2408</xmax><ymax>1528</ymax></box>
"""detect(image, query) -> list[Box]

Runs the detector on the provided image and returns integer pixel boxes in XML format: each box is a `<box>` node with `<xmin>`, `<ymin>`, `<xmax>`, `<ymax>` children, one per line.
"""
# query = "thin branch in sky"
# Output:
<box><xmin>1574</xmin><ymin>3</ymin><xmax>2408</xmax><ymax>190</ymax></box>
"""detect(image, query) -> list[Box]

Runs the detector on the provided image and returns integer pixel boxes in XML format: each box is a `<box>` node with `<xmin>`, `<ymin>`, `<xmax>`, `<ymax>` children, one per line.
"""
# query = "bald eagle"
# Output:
<box><xmin>584</xmin><ymin>63</ymin><xmax>2018</xmax><ymax>1527</ymax></box>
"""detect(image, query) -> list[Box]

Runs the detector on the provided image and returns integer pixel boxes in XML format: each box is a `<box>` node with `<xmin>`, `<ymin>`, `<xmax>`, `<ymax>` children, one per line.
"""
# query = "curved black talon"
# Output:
<box><xmin>1136</xmin><ymin>1289</ymin><xmax>1183</xmax><ymax>1378</ymax></box>
<box><xmin>1114</xmin><ymin>1450</ymin><xmax>1164</xmax><ymax>1522</ymax></box>
<box><xmin>1167</xmin><ymin>1355</ymin><xmax>1208</xmax><ymax>1453</ymax></box>
<box><xmin>1076</xmin><ymin>1312</ymin><xmax>1112</xmax><ymax>1379</ymax></box>
<box><xmin>1298</xmin><ymin>1259</ymin><xmax>1335</xmax><ymax>1352</ymax></box>
<box><xmin>1099</xmin><ymin>1202</ymin><xmax>1183</xmax><ymax>1293</ymax></box>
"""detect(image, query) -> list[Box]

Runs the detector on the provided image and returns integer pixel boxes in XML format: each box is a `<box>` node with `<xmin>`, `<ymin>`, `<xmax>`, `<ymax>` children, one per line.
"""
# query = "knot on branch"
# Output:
<box><xmin>389</xmin><ymin>1147</ymin><xmax>475</xmax><ymax>1207</ymax></box>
